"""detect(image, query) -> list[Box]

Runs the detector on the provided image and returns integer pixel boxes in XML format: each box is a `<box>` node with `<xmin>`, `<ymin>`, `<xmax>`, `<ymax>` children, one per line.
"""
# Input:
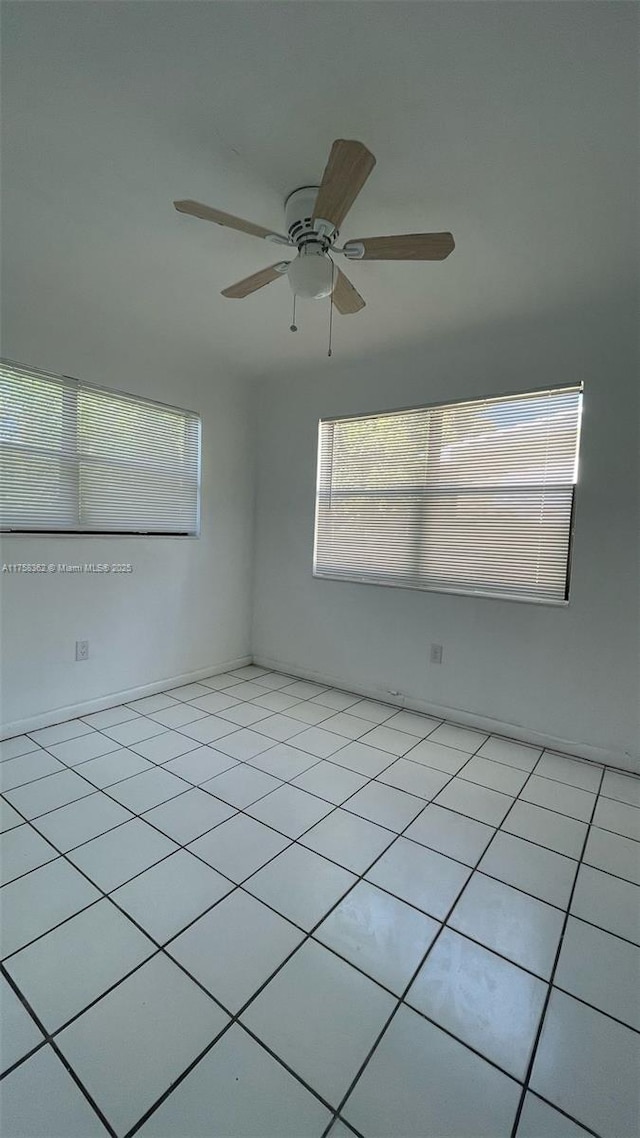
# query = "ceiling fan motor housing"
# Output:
<box><xmin>285</xmin><ymin>186</ymin><xmax>337</xmax><ymax>250</ymax></box>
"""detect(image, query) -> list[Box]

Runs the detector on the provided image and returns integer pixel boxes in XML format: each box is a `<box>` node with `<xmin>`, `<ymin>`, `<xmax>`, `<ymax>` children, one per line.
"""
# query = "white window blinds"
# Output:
<box><xmin>314</xmin><ymin>386</ymin><xmax>582</xmax><ymax>603</ymax></box>
<box><xmin>0</xmin><ymin>359</ymin><xmax>201</xmax><ymax>535</ymax></box>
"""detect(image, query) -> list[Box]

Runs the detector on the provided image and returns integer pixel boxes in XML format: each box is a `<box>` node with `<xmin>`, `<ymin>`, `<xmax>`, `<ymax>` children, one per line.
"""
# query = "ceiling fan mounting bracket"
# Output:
<box><xmin>284</xmin><ymin>186</ymin><xmax>338</xmax><ymax>252</ymax></box>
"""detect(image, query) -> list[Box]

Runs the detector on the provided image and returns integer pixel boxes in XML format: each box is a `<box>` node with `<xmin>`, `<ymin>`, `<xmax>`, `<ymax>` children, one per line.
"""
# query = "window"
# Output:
<box><xmin>314</xmin><ymin>385</ymin><xmax>582</xmax><ymax>603</ymax></box>
<box><xmin>0</xmin><ymin>359</ymin><xmax>201</xmax><ymax>535</ymax></box>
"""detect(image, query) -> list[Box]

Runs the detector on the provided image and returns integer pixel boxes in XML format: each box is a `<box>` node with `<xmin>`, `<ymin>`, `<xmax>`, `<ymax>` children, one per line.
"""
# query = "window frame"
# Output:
<box><xmin>0</xmin><ymin>358</ymin><xmax>202</xmax><ymax>538</ymax></box>
<box><xmin>313</xmin><ymin>383</ymin><xmax>583</xmax><ymax>606</ymax></box>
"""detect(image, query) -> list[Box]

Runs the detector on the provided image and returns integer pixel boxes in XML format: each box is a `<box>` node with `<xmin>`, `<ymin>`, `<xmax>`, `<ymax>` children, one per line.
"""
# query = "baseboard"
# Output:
<box><xmin>253</xmin><ymin>654</ymin><xmax>640</xmax><ymax>775</ymax></box>
<box><xmin>0</xmin><ymin>654</ymin><xmax>252</xmax><ymax>740</ymax></box>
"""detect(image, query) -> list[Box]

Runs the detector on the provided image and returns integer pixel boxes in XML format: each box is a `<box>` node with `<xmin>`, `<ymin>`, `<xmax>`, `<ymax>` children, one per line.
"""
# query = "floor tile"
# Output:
<box><xmin>321</xmin><ymin>712</ymin><xmax>373</xmax><ymax>740</ymax></box>
<box><xmin>5</xmin><ymin>899</ymin><xmax>155</xmax><ymax>1031</ymax></box>
<box><xmin>449</xmin><ymin>873</ymin><xmax>564</xmax><ymax>979</ymax></box>
<box><xmin>68</xmin><ymin>818</ymin><xmax>177</xmax><ymax>893</ymax></box>
<box><xmin>0</xmin><ymin>1045</ymin><xmax>111</xmax><ymax>1136</ymax></box>
<box><xmin>164</xmin><ymin>682</ymin><xmax>215</xmax><ymax>702</ymax></box>
<box><xmin>143</xmin><ymin>788</ymin><xmax>235</xmax><ymax>844</ymax></box>
<box><xmin>310</xmin><ymin>689</ymin><xmax>362</xmax><ymax>711</ymax></box>
<box><xmin>554</xmin><ymin>915</ymin><xmax>640</xmax><ymax>1031</ymax></box>
<box><xmin>570</xmin><ymin>864</ymin><xmax>640</xmax><ymax>944</ymax></box>
<box><xmin>213</xmin><ymin>728</ymin><xmax>275</xmax><ymax>761</ymax></box>
<box><xmin>107</xmin><ymin>767</ymin><xmax>189</xmax><ymax>813</ymax></box>
<box><xmin>127</xmin><ymin>694</ymin><xmax>179</xmax><ymax>714</ymax></box>
<box><xmin>230</xmin><ymin>664</ymin><xmax>272</xmax><ymax>680</ymax></box>
<box><xmin>0</xmin><ymin>749</ymin><xmax>65</xmax><ymax>791</ymax></box>
<box><xmin>4</xmin><ymin>768</ymin><xmax>95</xmax><ymax>819</ymax></box>
<box><xmin>241</xmin><ymin>939</ymin><xmax>395</xmax><ymax>1107</ymax></box>
<box><xmin>535</xmin><ymin>752</ymin><xmax>602</xmax><ymax>793</ymax></box>
<box><xmin>404</xmin><ymin>803</ymin><xmax>494</xmax><ymax>866</ymax></box>
<box><xmin>583</xmin><ymin>825</ymin><xmax>640</xmax><ymax>885</ymax></box>
<box><xmin>377</xmin><ymin>757</ymin><xmax>449</xmax><ymax>799</ymax></box>
<box><xmin>0</xmin><ymin>824</ymin><xmax>57</xmax><ymax>885</ymax></box>
<box><xmin>344</xmin><ymin>781</ymin><xmax>424</xmax><ymax>832</ymax></box>
<box><xmin>101</xmin><ymin>717</ymin><xmax>167</xmax><ymax>745</ymax></box>
<box><xmin>287</xmin><ymin>726</ymin><xmax>349</xmax><ymax>759</ymax></box>
<box><xmin>292</xmin><ymin>759</ymin><xmax>368</xmax><ymax>805</ymax></box>
<box><xmin>502</xmin><ymin>800</ymin><xmax>587</xmax><ymax>858</ymax></box>
<box><xmin>367</xmin><ymin>837</ymin><xmax>470</xmax><ymax>919</ymax></box>
<box><xmin>300</xmin><ymin>808</ymin><xmax>396</xmax><ymax>874</ymax></box>
<box><xmin>428</xmin><ymin>723</ymin><xmax>488</xmax><ymax>753</ymax></box>
<box><xmin>162</xmin><ymin>746</ymin><xmax>237</xmax><ymax>784</ymax></box>
<box><xmin>76</xmin><ymin>748</ymin><xmax>153</xmax><ymax>788</ymax></box>
<box><xmin>177</xmin><ymin>714</ymin><xmax>239</xmax><ymax>744</ymax></box>
<box><xmin>0</xmin><ymin>974</ymin><xmax>44</xmax><ymax>1073</ymax></box>
<box><xmin>460</xmin><ymin>755</ymin><xmax>528</xmax><ymax>796</ymax></box>
<box><xmin>330</xmin><ymin>739</ymin><xmax>395</xmax><ymax>778</ymax></box>
<box><xmin>247</xmin><ymin>784</ymin><xmax>333</xmax><ymax>839</ymax></box>
<box><xmin>347</xmin><ymin>699</ymin><xmax>397</xmax><ymax>724</ymax></box>
<box><xmin>137</xmin><ymin>1023</ymin><xmax>331</xmax><ymax>1137</ymax></box>
<box><xmin>246</xmin><ymin>844</ymin><xmax>356</xmax><ymax>930</ymax></box>
<box><xmin>379</xmin><ymin>710</ymin><xmax>441</xmax><ymax>737</ymax></box>
<box><xmin>251</xmin><ymin>713</ymin><xmax>307</xmax><ymax>741</ymax></box>
<box><xmin>189</xmin><ymin>814</ymin><xmax>289</xmax><ymax>883</ymax></box>
<box><xmin>316</xmin><ymin>880</ymin><xmax>439</xmax><ymax>995</ymax></box>
<box><xmin>252</xmin><ymin>690</ymin><xmax>302</xmax><ymax>713</ymax></box>
<box><xmin>281</xmin><ymin>680</ymin><xmax>329</xmax><ymax>699</ymax></box>
<box><xmin>188</xmin><ymin>691</ymin><xmax>241</xmax><ymax>715</ymax></box>
<box><xmin>601</xmin><ymin>768</ymin><xmax>640</xmax><ymax>808</ymax></box>
<box><xmin>226</xmin><ymin>681</ymin><xmax>267</xmax><ymax>701</ymax></box>
<box><xmin>129</xmin><ymin>731</ymin><xmax>201</xmax><ymax>764</ymax></box>
<box><xmin>169</xmin><ymin>890</ymin><xmax>303</xmax><ymax>1012</ymax></box>
<box><xmin>407</xmin><ymin>927</ymin><xmax>547</xmax><ymax>1080</ymax></box>
<box><xmin>0</xmin><ymin>798</ymin><xmax>25</xmax><ymax>833</ymax></box>
<box><xmin>202</xmin><ymin>764</ymin><xmax>282</xmax><ymax>809</ymax></box>
<box><xmin>0</xmin><ymin>735</ymin><xmax>40</xmax><ymax>761</ymax></box>
<box><xmin>358</xmin><ymin>724</ymin><xmax>416</xmax><ymax>756</ymax></box>
<box><xmin>217</xmin><ymin>702</ymin><xmax>272</xmax><ymax>727</ymax></box>
<box><xmin>531</xmin><ymin>990</ymin><xmax>640</xmax><ymax>1138</ymax></box>
<box><xmin>592</xmin><ymin>795</ymin><xmax>640</xmax><ymax>841</ymax></box>
<box><xmin>30</xmin><ymin>720</ymin><xmax>94</xmax><ymax>747</ymax></box>
<box><xmin>520</xmin><ymin>776</ymin><xmax>595</xmax><ymax>823</ymax></box>
<box><xmin>403</xmin><ymin>738</ymin><xmax>470</xmax><ymax>775</ymax></box>
<box><xmin>56</xmin><ymin>954</ymin><xmax>229</xmax><ymax>1136</ymax></box>
<box><xmin>248</xmin><ymin>742</ymin><xmax>319</xmax><ymax>780</ymax></box>
<box><xmin>1</xmin><ymin>858</ymin><xmax>100</xmax><ymax>959</ymax></box>
<box><xmin>252</xmin><ymin>671</ymin><xmax>299</xmax><ymax>691</ymax></box>
<box><xmin>517</xmin><ymin>1093</ymin><xmax>595</xmax><ymax>1138</ymax></box>
<box><xmin>47</xmin><ymin>732</ymin><xmax>121</xmax><ymax>765</ymax></box>
<box><xmin>434</xmin><ymin>777</ymin><xmax>513</xmax><ymax>826</ymax></box>
<box><xmin>199</xmin><ymin>672</ymin><xmax>245</xmax><ymax>690</ymax></box>
<box><xmin>476</xmin><ymin>736</ymin><xmax>542</xmax><ymax>771</ymax></box>
<box><xmin>146</xmin><ymin>703</ymin><xmax>208</xmax><ymax>728</ymax></box>
<box><xmin>286</xmin><ymin>702</ymin><xmax>336</xmax><ymax>725</ymax></box>
<box><xmin>478</xmin><ymin>832</ymin><xmax>577</xmax><ymax>908</ymax></box>
<box><xmin>343</xmin><ymin>1003</ymin><xmax>520</xmax><ymax>1138</ymax></box>
<box><xmin>112</xmin><ymin>849</ymin><xmax>232</xmax><ymax>943</ymax></box>
<box><xmin>81</xmin><ymin>705</ymin><xmax>140</xmax><ymax>730</ymax></box>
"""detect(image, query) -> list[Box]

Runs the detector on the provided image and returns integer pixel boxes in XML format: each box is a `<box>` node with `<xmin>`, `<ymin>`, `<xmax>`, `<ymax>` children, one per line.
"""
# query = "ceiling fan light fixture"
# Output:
<box><xmin>287</xmin><ymin>247</ymin><xmax>335</xmax><ymax>300</ymax></box>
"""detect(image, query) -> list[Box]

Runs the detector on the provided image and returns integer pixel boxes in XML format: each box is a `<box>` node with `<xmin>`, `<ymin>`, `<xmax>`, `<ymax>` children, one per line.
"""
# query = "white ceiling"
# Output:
<box><xmin>1</xmin><ymin>2</ymin><xmax>635</xmax><ymax>380</ymax></box>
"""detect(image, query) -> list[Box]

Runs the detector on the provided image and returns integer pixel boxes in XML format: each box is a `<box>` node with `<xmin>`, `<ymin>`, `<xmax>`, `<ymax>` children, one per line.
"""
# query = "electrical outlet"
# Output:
<box><xmin>430</xmin><ymin>643</ymin><xmax>443</xmax><ymax>665</ymax></box>
<box><xmin>75</xmin><ymin>640</ymin><xmax>89</xmax><ymax>661</ymax></box>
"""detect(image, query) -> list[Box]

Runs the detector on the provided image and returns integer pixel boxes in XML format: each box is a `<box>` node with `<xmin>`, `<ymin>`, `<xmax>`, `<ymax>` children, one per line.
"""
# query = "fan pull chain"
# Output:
<box><xmin>327</xmin><ymin>258</ymin><xmax>336</xmax><ymax>357</ymax></box>
<box><xmin>290</xmin><ymin>294</ymin><xmax>297</xmax><ymax>332</ymax></box>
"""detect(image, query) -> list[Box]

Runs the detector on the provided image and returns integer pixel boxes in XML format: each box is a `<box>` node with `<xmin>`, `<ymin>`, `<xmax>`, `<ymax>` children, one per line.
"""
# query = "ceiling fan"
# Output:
<box><xmin>174</xmin><ymin>139</ymin><xmax>454</xmax><ymax>315</ymax></box>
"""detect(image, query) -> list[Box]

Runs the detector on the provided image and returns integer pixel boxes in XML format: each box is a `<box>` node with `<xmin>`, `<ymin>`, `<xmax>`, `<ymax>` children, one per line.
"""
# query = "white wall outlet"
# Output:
<box><xmin>75</xmin><ymin>640</ymin><xmax>89</xmax><ymax>661</ymax></box>
<box><xmin>430</xmin><ymin>643</ymin><xmax>443</xmax><ymax>665</ymax></box>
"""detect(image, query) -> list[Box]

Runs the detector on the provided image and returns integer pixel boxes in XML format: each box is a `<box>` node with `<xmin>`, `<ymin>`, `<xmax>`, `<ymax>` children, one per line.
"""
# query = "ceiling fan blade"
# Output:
<box><xmin>332</xmin><ymin>267</ymin><xmax>366</xmax><ymax>315</ymax></box>
<box><xmin>221</xmin><ymin>262</ymin><xmax>289</xmax><ymax>299</ymax></box>
<box><xmin>344</xmin><ymin>232</ymin><xmax>455</xmax><ymax>260</ymax></box>
<box><xmin>312</xmin><ymin>140</ymin><xmax>376</xmax><ymax>230</ymax></box>
<box><xmin>174</xmin><ymin>200</ymin><xmax>289</xmax><ymax>242</ymax></box>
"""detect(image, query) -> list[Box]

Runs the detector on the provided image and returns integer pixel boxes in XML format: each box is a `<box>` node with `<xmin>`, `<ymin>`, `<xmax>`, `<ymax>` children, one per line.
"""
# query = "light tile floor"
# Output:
<box><xmin>1</xmin><ymin>665</ymin><xmax>639</xmax><ymax>1138</ymax></box>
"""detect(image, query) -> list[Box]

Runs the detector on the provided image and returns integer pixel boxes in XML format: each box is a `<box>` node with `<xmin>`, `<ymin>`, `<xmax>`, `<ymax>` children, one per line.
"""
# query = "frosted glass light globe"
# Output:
<box><xmin>287</xmin><ymin>249</ymin><xmax>334</xmax><ymax>299</ymax></box>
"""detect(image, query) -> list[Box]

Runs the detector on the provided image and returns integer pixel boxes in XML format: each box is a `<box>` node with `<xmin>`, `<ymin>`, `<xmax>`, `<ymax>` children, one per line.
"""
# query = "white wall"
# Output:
<box><xmin>0</xmin><ymin>324</ymin><xmax>255</xmax><ymax>734</ymax></box>
<box><xmin>251</xmin><ymin>286</ymin><xmax>639</xmax><ymax>771</ymax></box>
